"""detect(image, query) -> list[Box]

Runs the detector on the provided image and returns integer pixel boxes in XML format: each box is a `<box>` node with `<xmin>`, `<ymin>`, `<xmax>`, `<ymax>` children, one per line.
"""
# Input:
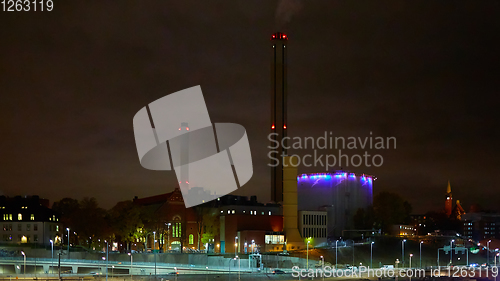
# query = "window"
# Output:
<box><xmin>8</xmin><ymin>224</ymin><xmax>12</xmax><ymax>231</ymax></box>
<box><xmin>30</xmin><ymin>214</ymin><xmax>34</xmax><ymax>221</ymax></box>
<box><xmin>18</xmin><ymin>224</ymin><xmax>21</xmax><ymax>231</ymax></box>
<box><xmin>56</xmin><ymin>225</ymin><xmax>59</xmax><ymax>232</ymax></box>
<box><xmin>26</xmin><ymin>224</ymin><xmax>30</xmax><ymax>231</ymax></box>
<box><xmin>269</xmin><ymin>211</ymin><xmax>271</xmax><ymax>215</ymax></box>
<box><xmin>9</xmin><ymin>214</ymin><xmax>12</xmax><ymax>221</ymax></box>
<box><xmin>2</xmin><ymin>214</ymin><xmax>7</xmax><ymax>220</ymax></box>
<box><xmin>34</xmin><ymin>235</ymin><xmax>38</xmax><ymax>242</ymax></box>
<box><xmin>189</xmin><ymin>234</ymin><xmax>194</xmax><ymax>244</ymax></box>
<box><xmin>172</xmin><ymin>222</ymin><xmax>181</xmax><ymax>238</ymax></box>
<box><xmin>33</xmin><ymin>224</ymin><xmax>37</xmax><ymax>231</ymax></box>
<box><xmin>18</xmin><ymin>214</ymin><xmax>22</xmax><ymax>221</ymax></box>
<box><xmin>232</xmin><ymin>210</ymin><xmax>235</xmax><ymax>214</ymax></box>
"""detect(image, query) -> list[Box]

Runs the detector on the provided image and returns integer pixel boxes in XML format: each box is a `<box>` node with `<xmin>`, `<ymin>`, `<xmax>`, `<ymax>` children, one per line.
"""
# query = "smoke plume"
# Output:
<box><xmin>275</xmin><ymin>0</ymin><xmax>302</xmax><ymax>28</ymax></box>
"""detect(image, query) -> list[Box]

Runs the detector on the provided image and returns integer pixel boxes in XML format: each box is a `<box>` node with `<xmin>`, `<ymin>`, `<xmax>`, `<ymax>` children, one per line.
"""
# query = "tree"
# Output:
<box><xmin>108</xmin><ymin>200</ymin><xmax>144</xmax><ymax>251</ymax></box>
<box><xmin>372</xmin><ymin>192</ymin><xmax>412</xmax><ymax>233</ymax></box>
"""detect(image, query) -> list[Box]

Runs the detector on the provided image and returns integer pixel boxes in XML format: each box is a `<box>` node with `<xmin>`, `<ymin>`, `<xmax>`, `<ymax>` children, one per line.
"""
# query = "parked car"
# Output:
<box><xmin>273</xmin><ymin>269</ymin><xmax>286</xmax><ymax>274</ymax></box>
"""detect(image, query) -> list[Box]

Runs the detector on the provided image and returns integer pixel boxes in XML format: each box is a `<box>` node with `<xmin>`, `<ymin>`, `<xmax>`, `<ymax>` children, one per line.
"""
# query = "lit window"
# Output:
<box><xmin>9</xmin><ymin>214</ymin><xmax>12</xmax><ymax>221</ymax></box>
<box><xmin>189</xmin><ymin>234</ymin><xmax>194</xmax><ymax>245</ymax></box>
<box><xmin>232</xmin><ymin>210</ymin><xmax>235</xmax><ymax>214</ymax></box>
<box><xmin>269</xmin><ymin>211</ymin><xmax>271</xmax><ymax>215</ymax></box>
<box><xmin>56</xmin><ymin>225</ymin><xmax>59</xmax><ymax>232</ymax></box>
<box><xmin>227</xmin><ymin>210</ymin><xmax>230</xmax><ymax>214</ymax></box>
<box><xmin>18</xmin><ymin>214</ymin><xmax>22</xmax><ymax>220</ymax></box>
<box><xmin>30</xmin><ymin>214</ymin><xmax>34</xmax><ymax>221</ymax></box>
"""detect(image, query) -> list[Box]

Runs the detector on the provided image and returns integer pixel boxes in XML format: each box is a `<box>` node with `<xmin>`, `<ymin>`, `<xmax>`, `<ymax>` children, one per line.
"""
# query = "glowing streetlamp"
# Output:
<box><xmin>153</xmin><ymin>231</ymin><xmax>156</xmax><ymax>276</ymax></box>
<box><xmin>371</xmin><ymin>242</ymin><xmax>374</xmax><ymax>268</ymax></box>
<box><xmin>21</xmin><ymin>251</ymin><xmax>26</xmax><ymax>276</ymax></box>
<box><xmin>488</xmin><ymin>240</ymin><xmax>492</xmax><ymax>265</ymax></box>
<box><xmin>335</xmin><ymin>240</ymin><xmax>338</xmax><ymax>269</ymax></box>
<box><xmin>420</xmin><ymin>241</ymin><xmax>423</xmax><ymax>268</ymax></box>
<box><xmin>66</xmin><ymin>228</ymin><xmax>70</xmax><ymax>259</ymax></box>
<box><xmin>402</xmin><ymin>239</ymin><xmax>406</xmax><ymax>267</ymax></box>
<box><xmin>450</xmin><ymin>240</ymin><xmax>454</xmax><ymax>265</ymax></box>
<box><xmin>50</xmin><ymin>239</ymin><xmax>54</xmax><ymax>274</ymax></box>
<box><xmin>235</xmin><ymin>236</ymin><xmax>238</xmax><ymax>257</ymax></box>
<box><xmin>306</xmin><ymin>238</ymin><xmax>311</xmax><ymax>270</ymax></box>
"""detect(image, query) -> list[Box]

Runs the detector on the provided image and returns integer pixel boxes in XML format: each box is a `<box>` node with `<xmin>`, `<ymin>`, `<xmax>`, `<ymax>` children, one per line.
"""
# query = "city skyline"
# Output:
<box><xmin>1</xmin><ymin>1</ymin><xmax>499</xmax><ymax>214</ymax></box>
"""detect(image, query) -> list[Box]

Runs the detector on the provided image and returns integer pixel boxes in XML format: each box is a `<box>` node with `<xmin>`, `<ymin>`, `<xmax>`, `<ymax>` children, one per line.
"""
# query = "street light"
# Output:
<box><xmin>105</xmin><ymin>240</ymin><xmax>109</xmax><ymax>281</ymax></box>
<box><xmin>166</xmin><ymin>223</ymin><xmax>171</xmax><ymax>252</ymax></box>
<box><xmin>251</xmin><ymin>240</ymin><xmax>255</xmax><ymax>254</ymax></box>
<box><xmin>306</xmin><ymin>239</ymin><xmax>311</xmax><ymax>270</ymax></box>
<box><xmin>420</xmin><ymin>241</ymin><xmax>423</xmax><ymax>268</ymax></box>
<box><xmin>50</xmin><ymin>239</ymin><xmax>54</xmax><ymax>274</ymax></box>
<box><xmin>128</xmin><ymin>252</ymin><xmax>133</xmax><ymax>279</ymax></box>
<box><xmin>450</xmin><ymin>240</ymin><xmax>454</xmax><ymax>265</ymax></box>
<box><xmin>335</xmin><ymin>240</ymin><xmax>338</xmax><ymax>270</ymax></box>
<box><xmin>66</xmin><ymin>228</ymin><xmax>70</xmax><ymax>259</ymax></box>
<box><xmin>21</xmin><ymin>251</ymin><xmax>26</xmax><ymax>276</ymax></box>
<box><xmin>488</xmin><ymin>240</ymin><xmax>492</xmax><ymax>265</ymax></box>
<box><xmin>402</xmin><ymin>239</ymin><xmax>406</xmax><ymax>267</ymax></box>
<box><xmin>153</xmin><ymin>231</ymin><xmax>157</xmax><ymax>276</ymax></box>
<box><xmin>235</xmin><ymin>236</ymin><xmax>238</xmax><ymax>257</ymax></box>
<box><xmin>371</xmin><ymin>242</ymin><xmax>374</xmax><ymax>268</ymax></box>
<box><xmin>409</xmin><ymin>253</ymin><xmax>413</xmax><ymax>281</ymax></box>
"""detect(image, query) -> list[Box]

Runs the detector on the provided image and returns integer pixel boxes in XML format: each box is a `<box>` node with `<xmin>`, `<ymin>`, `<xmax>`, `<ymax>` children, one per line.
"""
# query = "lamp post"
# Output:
<box><xmin>488</xmin><ymin>240</ymin><xmax>492</xmax><ymax>265</ymax></box>
<box><xmin>153</xmin><ymin>231</ymin><xmax>157</xmax><ymax>276</ymax></box>
<box><xmin>235</xmin><ymin>236</ymin><xmax>238</xmax><ymax>257</ymax></box>
<box><xmin>409</xmin><ymin>254</ymin><xmax>413</xmax><ymax>281</ymax></box>
<box><xmin>402</xmin><ymin>239</ymin><xmax>406</xmax><ymax>268</ymax></box>
<box><xmin>335</xmin><ymin>240</ymin><xmax>338</xmax><ymax>269</ymax></box>
<box><xmin>167</xmin><ymin>223</ymin><xmax>171</xmax><ymax>252</ymax></box>
<box><xmin>450</xmin><ymin>240</ymin><xmax>454</xmax><ymax>266</ymax></box>
<box><xmin>320</xmin><ymin>255</ymin><xmax>324</xmax><ymax>281</ymax></box>
<box><xmin>21</xmin><ymin>251</ymin><xmax>26</xmax><ymax>276</ymax></box>
<box><xmin>50</xmin><ymin>239</ymin><xmax>54</xmax><ymax>274</ymax></box>
<box><xmin>420</xmin><ymin>241</ymin><xmax>423</xmax><ymax>268</ymax></box>
<box><xmin>105</xmin><ymin>240</ymin><xmax>109</xmax><ymax>281</ymax></box>
<box><xmin>371</xmin><ymin>242</ymin><xmax>374</xmax><ymax>268</ymax></box>
<box><xmin>128</xmin><ymin>252</ymin><xmax>133</xmax><ymax>279</ymax></box>
<box><xmin>307</xmin><ymin>239</ymin><xmax>311</xmax><ymax>270</ymax></box>
<box><xmin>251</xmin><ymin>240</ymin><xmax>255</xmax><ymax>254</ymax></box>
<box><xmin>66</xmin><ymin>228</ymin><xmax>70</xmax><ymax>259</ymax></box>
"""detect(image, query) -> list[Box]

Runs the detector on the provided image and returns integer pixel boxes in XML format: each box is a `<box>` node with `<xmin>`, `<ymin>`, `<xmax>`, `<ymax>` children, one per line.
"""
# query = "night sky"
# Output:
<box><xmin>1</xmin><ymin>1</ymin><xmax>499</xmax><ymax>214</ymax></box>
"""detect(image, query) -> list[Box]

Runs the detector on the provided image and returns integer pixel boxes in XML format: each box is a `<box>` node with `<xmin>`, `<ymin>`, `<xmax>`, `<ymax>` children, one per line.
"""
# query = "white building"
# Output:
<box><xmin>0</xmin><ymin>196</ymin><xmax>61</xmax><ymax>246</ymax></box>
<box><xmin>299</xmin><ymin>210</ymin><xmax>328</xmax><ymax>247</ymax></box>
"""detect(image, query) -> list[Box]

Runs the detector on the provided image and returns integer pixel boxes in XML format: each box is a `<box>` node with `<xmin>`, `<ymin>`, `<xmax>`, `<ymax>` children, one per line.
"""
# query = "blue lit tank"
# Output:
<box><xmin>297</xmin><ymin>171</ymin><xmax>374</xmax><ymax>237</ymax></box>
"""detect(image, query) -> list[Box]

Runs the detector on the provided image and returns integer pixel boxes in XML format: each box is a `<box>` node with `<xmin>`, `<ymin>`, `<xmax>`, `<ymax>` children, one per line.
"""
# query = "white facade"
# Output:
<box><xmin>299</xmin><ymin>210</ymin><xmax>328</xmax><ymax>247</ymax></box>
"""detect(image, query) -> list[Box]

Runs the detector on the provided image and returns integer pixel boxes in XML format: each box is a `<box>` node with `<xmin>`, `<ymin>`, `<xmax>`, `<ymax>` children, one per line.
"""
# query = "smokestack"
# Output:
<box><xmin>270</xmin><ymin>32</ymin><xmax>288</xmax><ymax>204</ymax></box>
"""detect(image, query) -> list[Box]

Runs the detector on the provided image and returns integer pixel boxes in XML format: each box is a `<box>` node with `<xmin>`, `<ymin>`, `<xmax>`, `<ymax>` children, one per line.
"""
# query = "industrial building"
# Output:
<box><xmin>297</xmin><ymin>172</ymin><xmax>374</xmax><ymax>237</ymax></box>
<box><xmin>216</xmin><ymin>195</ymin><xmax>283</xmax><ymax>253</ymax></box>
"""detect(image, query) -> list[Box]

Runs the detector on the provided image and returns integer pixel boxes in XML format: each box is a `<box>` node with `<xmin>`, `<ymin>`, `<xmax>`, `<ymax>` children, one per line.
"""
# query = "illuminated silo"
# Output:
<box><xmin>297</xmin><ymin>172</ymin><xmax>374</xmax><ymax>237</ymax></box>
